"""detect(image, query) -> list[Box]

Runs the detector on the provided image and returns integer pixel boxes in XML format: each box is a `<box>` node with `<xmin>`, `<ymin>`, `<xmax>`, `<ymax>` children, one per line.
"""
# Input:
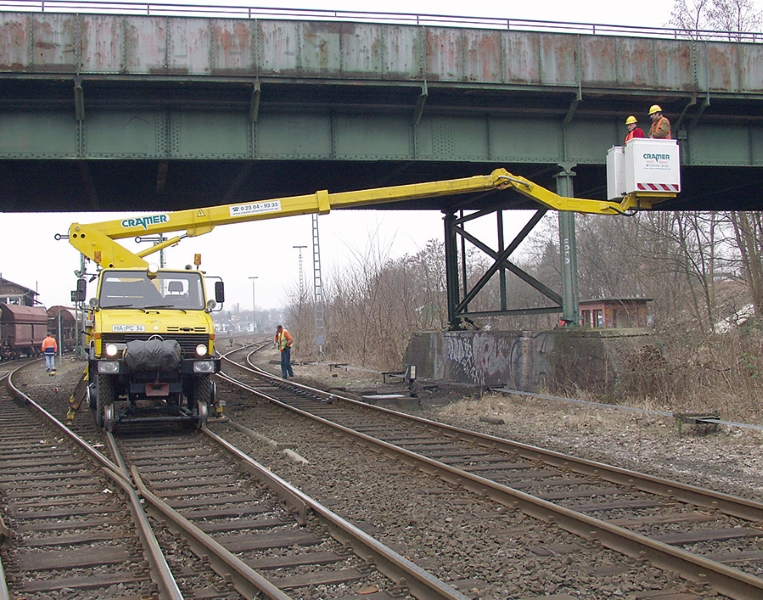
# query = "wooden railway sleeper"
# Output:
<box><xmin>5</xmin><ymin>364</ymin><xmax>183</xmax><ymax>600</ymax></box>
<box><xmin>130</xmin><ymin>465</ymin><xmax>293</xmax><ymax>600</ymax></box>
<box><xmin>224</xmin><ymin>372</ymin><xmax>763</xmax><ymax>600</ymax></box>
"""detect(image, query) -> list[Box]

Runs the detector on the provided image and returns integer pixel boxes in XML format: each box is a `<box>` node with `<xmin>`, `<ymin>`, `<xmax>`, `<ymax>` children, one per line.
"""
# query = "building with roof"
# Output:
<box><xmin>580</xmin><ymin>298</ymin><xmax>652</xmax><ymax>329</ymax></box>
<box><xmin>0</xmin><ymin>277</ymin><xmax>38</xmax><ymax>307</ymax></box>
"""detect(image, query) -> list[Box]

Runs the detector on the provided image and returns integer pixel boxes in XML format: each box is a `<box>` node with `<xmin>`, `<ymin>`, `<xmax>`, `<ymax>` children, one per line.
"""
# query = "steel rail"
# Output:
<box><xmin>0</xmin><ymin>553</ymin><xmax>8</xmax><ymax>600</ymax></box>
<box><xmin>0</xmin><ymin>417</ymin><xmax>9</xmax><ymax>600</ymax></box>
<box><xmin>103</xmin><ymin>433</ymin><xmax>186</xmax><ymax>600</ymax></box>
<box><xmin>3</xmin><ymin>360</ymin><xmax>296</xmax><ymax>600</ymax></box>
<box><xmin>202</xmin><ymin>426</ymin><xmax>471</xmax><ymax>600</ymax></box>
<box><xmin>233</xmin><ymin>353</ymin><xmax>763</xmax><ymax>523</ymax></box>
<box><xmin>0</xmin><ymin>0</ymin><xmax>760</xmax><ymax>41</ymax></box>
<box><xmin>4</xmin><ymin>359</ymin><xmax>303</xmax><ymax>599</ymax></box>
<box><xmin>0</xmin><ymin>376</ymin><xmax>14</xmax><ymax>600</ymax></box>
<box><xmin>3</xmin><ymin>362</ymin><xmax>184</xmax><ymax>600</ymax></box>
<box><xmin>4</xmin><ymin>362</ymin><xmax>183</xmax><ymax>600</ymax></box>
<box><xmin>128</xmin><ymin>465</ymin><xmax>294</xmax><ymax>600</ymax></box>
<box><xmin>218</xmin><ymin>359</ymin><xmax>763</xmax><ymax>600</ymax></box>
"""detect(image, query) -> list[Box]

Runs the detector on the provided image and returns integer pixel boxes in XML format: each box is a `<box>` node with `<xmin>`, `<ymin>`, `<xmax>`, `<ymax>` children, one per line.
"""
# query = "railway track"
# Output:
<box><xmin>1</xmin><ymin>361</ymin><xmax>472</xmax><ymax>600</ymax></box>
<box><xmin>115</xmin><ymin>430</ymin><xmax>438</xmax><ymax>599</ymax></box>
<box><xmin>0</xmin><ymin>370</ymin><xmax>179</xmax><ymax>599</ymax></box>
<box><xmin>216</xmin><ymin>344</ymin><xmax>763</xmax><ymax>599</ymax></box>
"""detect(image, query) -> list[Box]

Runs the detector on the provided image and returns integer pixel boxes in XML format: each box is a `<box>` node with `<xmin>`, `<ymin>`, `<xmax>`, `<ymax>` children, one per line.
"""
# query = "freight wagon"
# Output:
<box><xmin>0</xmin><ymin>304</ymin><xmax>48</xmax><ymax>360</ymax></box>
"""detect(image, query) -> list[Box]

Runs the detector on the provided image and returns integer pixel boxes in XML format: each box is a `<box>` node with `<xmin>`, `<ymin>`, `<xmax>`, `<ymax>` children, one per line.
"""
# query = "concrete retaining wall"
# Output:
<box><xmin>405</xmin><ymin>328</ymin><xmax>657</xmax><ymax>398</ymax></box>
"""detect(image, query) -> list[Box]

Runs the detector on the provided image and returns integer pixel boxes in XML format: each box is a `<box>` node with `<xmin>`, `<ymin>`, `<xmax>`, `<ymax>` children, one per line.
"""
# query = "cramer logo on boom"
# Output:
<box><xmin>121</xmin><ymin>214</ymin><xmax>169</xmax><ymax>231</ymax></box>
<box><xmin>642</xmin><ymin>152</ymin><xmax>672</xmax><ymax>170</ymax></box>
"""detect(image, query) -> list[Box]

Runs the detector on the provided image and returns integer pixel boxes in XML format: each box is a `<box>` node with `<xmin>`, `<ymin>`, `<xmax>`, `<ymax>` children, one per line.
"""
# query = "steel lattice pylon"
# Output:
<box><xmin>311</xmin><ymin>214</ymin><xmax>326</xmax><ymax>356</ymax></box>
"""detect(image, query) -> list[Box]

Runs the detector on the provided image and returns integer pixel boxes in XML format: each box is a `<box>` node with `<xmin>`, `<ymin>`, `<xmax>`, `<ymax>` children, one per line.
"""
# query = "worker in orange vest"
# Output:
<box><xmin>648</xmin><ymin>105</ymin><xmax>671</xmax><ymax>139</ymax></box>
<box><xmin>275</xmin><ymin>325</ymin><xmax>294</xmax><ymax>379</ymax></box>
<box><xmin>41</xmin><ymin>334</ymin><xmax>58</xmax><ymax>372</ymax></box>
<box><xmin>624</xmin><ymin>115</ymin><xmax>645</xmax><ymax>144</ymax></box>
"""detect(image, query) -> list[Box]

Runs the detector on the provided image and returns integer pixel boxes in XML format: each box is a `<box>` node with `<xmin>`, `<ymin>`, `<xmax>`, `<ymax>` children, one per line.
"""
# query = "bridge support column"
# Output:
<box><xmin>444</xmin><ymin>212</ymin><xmax>462</xmax><ymax>330</ymax></box>
<box><xmin>555</xmin><ymin>163</ymin><xmax>580</xmax><ymax>326</ymax></box>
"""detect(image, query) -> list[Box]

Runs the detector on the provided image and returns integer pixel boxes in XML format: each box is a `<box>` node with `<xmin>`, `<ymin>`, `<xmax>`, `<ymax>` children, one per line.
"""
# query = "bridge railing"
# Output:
<box><xmin>1</xmin><ymin>0</ymin><xmax>761</xmax><ymax>43</ymax></box>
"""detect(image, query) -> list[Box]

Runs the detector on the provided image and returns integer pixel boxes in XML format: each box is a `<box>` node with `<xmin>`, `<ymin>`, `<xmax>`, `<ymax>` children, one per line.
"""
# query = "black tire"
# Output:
<box><xmin>192</xmin><ymin>375</ymin><xmax>212</xmax><ymax>410</ymax></box>
<box><xmin>87</xmin><ymin>383</ymin><xmax>97</xmax><ymax>410</ymax></box>
<box><xmin>95</xmin><ymin>391</ymin><xmax>103</xmax><ymax>428</ymax></box>
<box><xmin>96</xmin><ymin>374</ymin><xmax>116</xmax><ymax>429</ymax></box>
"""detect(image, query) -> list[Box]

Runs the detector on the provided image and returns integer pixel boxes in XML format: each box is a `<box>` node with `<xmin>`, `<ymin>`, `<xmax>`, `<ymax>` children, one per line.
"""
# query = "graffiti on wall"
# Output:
<box><xmin>446</xmin><ymin>333</ymin><xmax>510</xmax><ymax>385</ymax></box>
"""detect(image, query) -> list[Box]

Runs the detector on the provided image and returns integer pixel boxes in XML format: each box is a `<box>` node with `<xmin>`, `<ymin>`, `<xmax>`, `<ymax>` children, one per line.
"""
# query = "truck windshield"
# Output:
<box><xmin>99</xmin><ymin>271</ymin><xmax>205</xmax><ymax>310</ymax></box>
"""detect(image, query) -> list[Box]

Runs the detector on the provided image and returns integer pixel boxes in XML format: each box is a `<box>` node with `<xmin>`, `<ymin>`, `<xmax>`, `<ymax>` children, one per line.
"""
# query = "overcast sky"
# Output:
<box><xmin>2</xmin><ymin>0</ymin><xmax>750</xmax><ymax>312</ymax></box>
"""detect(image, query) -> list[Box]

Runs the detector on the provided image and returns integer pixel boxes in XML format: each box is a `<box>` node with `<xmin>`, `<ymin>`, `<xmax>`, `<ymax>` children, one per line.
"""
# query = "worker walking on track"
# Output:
<box><xmin>41</xmin><ymin>334</ymin><xmax>58</xmax><ymax>373</ymax></box>
<box><xmin>624</xmin><ymin>115</ymin><xmax>645</xmax><ymax>143</ymax></box>
<box><xmin>275</xmin><ymin>324</ymin><xmax>294</xmax><ymax>379</ymax></box>
<box><xmin>648</xmin><ymin>105</ymin><xmax>671</xmax><ymax>139</ymax></box>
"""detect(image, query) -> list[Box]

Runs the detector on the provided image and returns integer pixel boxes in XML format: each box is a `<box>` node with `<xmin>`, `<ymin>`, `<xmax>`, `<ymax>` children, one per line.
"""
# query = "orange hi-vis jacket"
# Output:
<box><xmin>275</xmin><ymin>329</ymin><xmax>293</xmax><ymax>351</ymax></box>
<box><xmin>649</xmin><ymin>116</ymin><xmax>671</xmax><ymax>139</ymax></box>
<box><xmin>41</xmin><ymin>336</ymin><xmax>58</xmax><ymax>355</ymax></box>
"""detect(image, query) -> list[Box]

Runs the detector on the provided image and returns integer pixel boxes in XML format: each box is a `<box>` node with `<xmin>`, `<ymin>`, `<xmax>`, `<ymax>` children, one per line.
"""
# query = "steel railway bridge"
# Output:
<box><xmin>1</xmin><ymin>0</ymin><xmax>761</xmax><ymax>327</ymax></box>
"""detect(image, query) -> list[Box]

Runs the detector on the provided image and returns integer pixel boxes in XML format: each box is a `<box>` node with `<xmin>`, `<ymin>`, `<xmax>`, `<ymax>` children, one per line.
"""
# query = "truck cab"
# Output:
<box><xmin>85</xmin><ymin>265</ymin><xmax>222</xmax><ymax>431</ymax></box>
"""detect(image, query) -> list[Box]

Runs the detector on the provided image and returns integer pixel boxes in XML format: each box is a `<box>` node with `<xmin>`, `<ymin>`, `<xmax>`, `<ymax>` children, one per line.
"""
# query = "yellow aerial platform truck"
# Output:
<box><xmin>64</xmin><ymin>144</ymin><xmax>679</xmax><ymax>431</ymax></box>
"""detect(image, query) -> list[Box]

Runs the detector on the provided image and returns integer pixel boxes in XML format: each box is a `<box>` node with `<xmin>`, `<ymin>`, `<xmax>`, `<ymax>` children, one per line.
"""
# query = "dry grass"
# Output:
<box><xmin>569</xmin><ymin>324</ymin><xmax>763</xmax><ymax>425</ymax></box>
<box><xmin>438</xmin><ymin>392</ymin><xmax>677</xmax><ymax>438</ymax></box>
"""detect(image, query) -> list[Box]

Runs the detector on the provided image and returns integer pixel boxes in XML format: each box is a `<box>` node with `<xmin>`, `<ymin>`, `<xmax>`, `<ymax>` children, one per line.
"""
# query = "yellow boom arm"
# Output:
<box><xmin>67</xmin><ymin>169</ymin><xmax>663</xmax><ymax>268</ymax></box>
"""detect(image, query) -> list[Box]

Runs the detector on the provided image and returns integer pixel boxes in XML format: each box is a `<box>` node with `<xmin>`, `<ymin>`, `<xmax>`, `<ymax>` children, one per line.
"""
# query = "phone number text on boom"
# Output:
<box><xmin>230</xmin><ymin>201</ymin><xmax>282</xmax><ymax>217</ymax></box>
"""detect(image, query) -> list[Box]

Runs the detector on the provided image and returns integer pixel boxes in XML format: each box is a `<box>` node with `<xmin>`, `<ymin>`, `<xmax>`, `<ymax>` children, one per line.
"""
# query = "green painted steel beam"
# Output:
<box><xmin>1</xmin><ymin>107</ymin><xmax>761</xmax><ymax>167</ymax></box>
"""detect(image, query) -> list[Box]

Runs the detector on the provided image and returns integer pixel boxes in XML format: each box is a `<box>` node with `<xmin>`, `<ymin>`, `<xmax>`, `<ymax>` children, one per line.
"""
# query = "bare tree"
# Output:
<box><xmin>668</xmin><ymin>0</ymin><xmax>762</xmax><ymax>38</ymax></box>
<box><xmin>729</xmin><ymin>211</ymin><xmax>763</xmax><ymax>316</ymax></box>
<box><xmin>669</xmin><ymin>0</ymin><xmax>712</xmax><ymax>35</ymax></box>
<box><xmin>707</xmin><ymin>0</ymin><xmax>762</xmax><ymax>36</ymax></box>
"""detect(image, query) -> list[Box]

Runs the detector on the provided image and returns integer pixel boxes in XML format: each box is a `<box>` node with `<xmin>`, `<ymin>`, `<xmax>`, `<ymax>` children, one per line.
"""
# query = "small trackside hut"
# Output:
<box><xmin>580</xmin><ymin>298</ymin><xmax>652</xmax><ymax>329</ymax></box>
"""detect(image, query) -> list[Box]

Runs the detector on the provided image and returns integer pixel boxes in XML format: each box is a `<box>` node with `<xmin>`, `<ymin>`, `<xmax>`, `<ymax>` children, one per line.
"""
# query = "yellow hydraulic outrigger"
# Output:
<box><xmin>68</xmin><ymin>168</ymin><xmax>668</xmax><ymax>269</ymax></box>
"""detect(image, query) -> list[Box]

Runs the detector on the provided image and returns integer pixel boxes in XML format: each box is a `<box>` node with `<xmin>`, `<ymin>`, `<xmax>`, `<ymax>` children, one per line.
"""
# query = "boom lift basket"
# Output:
<box><xmin>607</xmin><ymin>139</ymin><xmax>681</xmax><ymax>201</ymax></box>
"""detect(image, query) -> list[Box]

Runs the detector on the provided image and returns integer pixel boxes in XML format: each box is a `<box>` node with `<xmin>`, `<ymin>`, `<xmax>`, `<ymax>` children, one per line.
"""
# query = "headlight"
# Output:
<box><xmin>195</xmin><ymin>344</ymin><xmax>208</xmax><ymax>356</ymax></box>
<box><xmin>105</xmin><ymin>344</ymin><xmax>119</xmax><ymax>357</ymax></box>
<box><xmin>193</xmin><ymin>361</ymin><xmax>215</xmax><ymax>373</ymax></box>
<box><xmin>98</xmin><ymin>361</ymin><xmax>120</xmax><ymax>374</ymax></box>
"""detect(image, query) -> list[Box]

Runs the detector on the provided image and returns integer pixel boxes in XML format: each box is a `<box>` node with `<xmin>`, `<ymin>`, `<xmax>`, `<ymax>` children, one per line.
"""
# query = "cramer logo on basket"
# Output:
<box><xmin>642</xmin><ymin>152</ymin><xmax>672</xmax><ymax>170</ymax></box>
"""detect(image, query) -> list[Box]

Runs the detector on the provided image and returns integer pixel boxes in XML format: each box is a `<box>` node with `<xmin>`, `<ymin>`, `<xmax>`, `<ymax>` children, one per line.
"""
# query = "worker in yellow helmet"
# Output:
<box><xmin>275</xmin><ymin>324</ymin><xmax>294</xmax><ymax>379</ymax></box>
<box><xmin>624</xmin><ymin>115</ymin><xmax>645</xmax><ymax>144</ymax></box>
<box><xmin>648</xmin><ymin>105</ymin><xmax>671</xmax><ymax>139</ymax></box>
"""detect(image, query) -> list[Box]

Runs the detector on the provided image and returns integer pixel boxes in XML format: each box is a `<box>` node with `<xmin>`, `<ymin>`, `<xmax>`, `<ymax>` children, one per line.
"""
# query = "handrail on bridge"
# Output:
<box><xmin>0</xmin><ymin>0</ymin><xmax>760</xmax><ymax>43</ymax></box>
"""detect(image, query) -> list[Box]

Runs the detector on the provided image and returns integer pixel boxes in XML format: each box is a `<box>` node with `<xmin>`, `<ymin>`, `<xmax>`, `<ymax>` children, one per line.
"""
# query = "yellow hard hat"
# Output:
<box><xmin>625</xmin><ymin>115</ymin><xmax>637</xmax><ymax>125</ymax></box>
<box><xmin>649</xmin><ymin>104</ymin><xmax>663</xmax><ymax>115</ymax></box>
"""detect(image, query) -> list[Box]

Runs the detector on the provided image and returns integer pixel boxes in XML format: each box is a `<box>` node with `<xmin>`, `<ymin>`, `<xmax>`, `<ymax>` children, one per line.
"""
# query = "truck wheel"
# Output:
<box><xmin>95</xmin><ymin>392</ymin><xmax>103</xmax><ymax>428</ymax></box>
<box><xmin>87</xmin><ymin>383</ymin><xmax>97</xmax><ymax>410</ymax></box>
<box><xmin>193</xmin><ymin>375</ymin><xmax>213</xmax><ymax>408</ymax></box>
<box><xmin>96</xmin><ymin>374</ymin><xmax>116</xmax><ymax>430</ymax></box>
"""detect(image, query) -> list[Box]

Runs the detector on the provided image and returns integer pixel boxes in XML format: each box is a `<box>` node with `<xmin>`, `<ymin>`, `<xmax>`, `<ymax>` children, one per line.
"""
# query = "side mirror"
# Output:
<box><xmin>75</xmin><ymin>278</ymin><xmax>87</xmax><ymax>302</ymax></box>
<box><xmin>215</xmin><ymin>281</ymin><xmax>225</xmax><ymax>304</ymax></box>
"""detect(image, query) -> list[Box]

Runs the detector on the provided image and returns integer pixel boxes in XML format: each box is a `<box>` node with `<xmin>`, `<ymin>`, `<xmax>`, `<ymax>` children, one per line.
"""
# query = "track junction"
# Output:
<box><xmin>2</xmin><ymin>347</ymin><xmax>763</xmax><ymax>598</ymax></box>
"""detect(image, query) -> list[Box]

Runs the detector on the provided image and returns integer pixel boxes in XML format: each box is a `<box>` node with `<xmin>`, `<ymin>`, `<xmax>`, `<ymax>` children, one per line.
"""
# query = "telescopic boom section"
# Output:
<box><xmin>67</xmin><ymin>168</ymin><xmax>662</xmax><ymax>268</ymax></box>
